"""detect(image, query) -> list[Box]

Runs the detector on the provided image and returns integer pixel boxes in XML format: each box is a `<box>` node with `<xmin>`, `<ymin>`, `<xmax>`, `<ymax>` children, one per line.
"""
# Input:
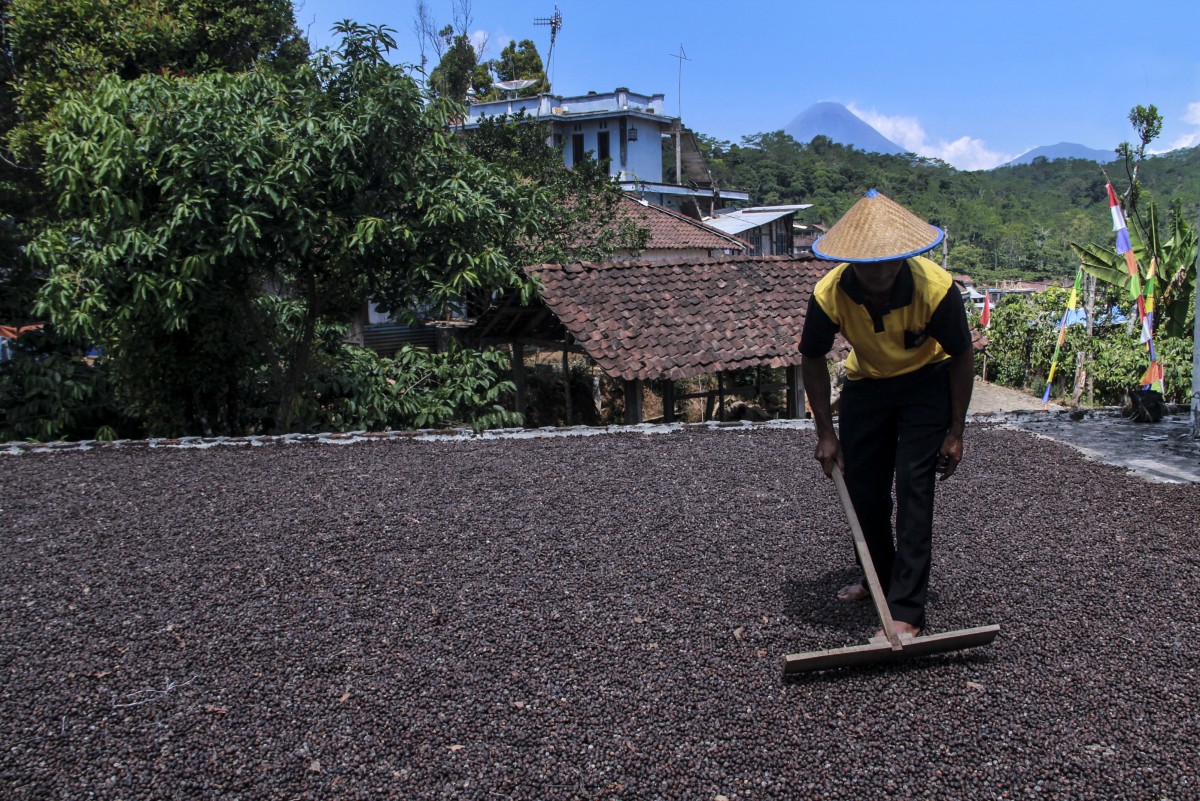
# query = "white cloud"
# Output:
<box><xmin>846</xmin><ymin>103</ymin><xmax>1016</xmax><ymax>171</ymax></box>
<box><xmin>1162</xmin><ymin>101</ymin><xmax>1200</xmax><ymax>150</ymax></box>
<box><xmin>469</xmin><ymin>29</ymin><xmax>492</xmax><ymax>56</ymax></box>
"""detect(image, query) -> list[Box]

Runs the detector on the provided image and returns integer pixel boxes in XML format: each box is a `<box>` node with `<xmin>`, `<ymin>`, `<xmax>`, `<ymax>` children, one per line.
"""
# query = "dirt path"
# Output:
<box><xmin>968</xmin><ymin>377</ymin><xmax>1056</xmax><ymax>414</ymax></box>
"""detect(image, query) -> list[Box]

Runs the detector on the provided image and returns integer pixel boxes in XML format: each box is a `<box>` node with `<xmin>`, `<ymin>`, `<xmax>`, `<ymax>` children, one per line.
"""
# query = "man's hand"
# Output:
<box><xmin>936</xmin><ymin>431</ymin><xmax>964</xmax><ymax>480</ymax></box>
<box><xmin>814</xmin><ymin>431</ymin><xmax>843</xmax><ymax>478</ymax></box>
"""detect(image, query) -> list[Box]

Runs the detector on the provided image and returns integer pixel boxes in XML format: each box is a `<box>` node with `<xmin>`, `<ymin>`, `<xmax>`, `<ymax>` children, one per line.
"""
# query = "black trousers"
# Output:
<box><xmin>838</xmin><ymin>361</ymin><xmax>951</xmax><ymax>628</ymax></box>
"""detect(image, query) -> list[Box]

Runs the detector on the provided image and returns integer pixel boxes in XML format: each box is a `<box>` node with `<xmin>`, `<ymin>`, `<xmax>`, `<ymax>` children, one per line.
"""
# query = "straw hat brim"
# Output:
<box><xmin>813</xmin><ymin>190</ymin><xmax>944</xmax><ymax>263</ymax></box>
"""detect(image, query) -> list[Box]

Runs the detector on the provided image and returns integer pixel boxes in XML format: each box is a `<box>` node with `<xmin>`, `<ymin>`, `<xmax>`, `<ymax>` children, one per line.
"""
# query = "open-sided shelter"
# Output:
<box><xmin>476</xmin><ymin>254</ymin><xmax>839</xmax><ymax>423</ymax></box>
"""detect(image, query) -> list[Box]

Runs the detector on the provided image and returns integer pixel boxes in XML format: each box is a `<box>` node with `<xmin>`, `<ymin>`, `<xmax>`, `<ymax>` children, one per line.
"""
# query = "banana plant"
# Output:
<box><xmin>1069</xmin><ymin>201</ymin><xmax>1198</xmax><ymax>338</ymax></box>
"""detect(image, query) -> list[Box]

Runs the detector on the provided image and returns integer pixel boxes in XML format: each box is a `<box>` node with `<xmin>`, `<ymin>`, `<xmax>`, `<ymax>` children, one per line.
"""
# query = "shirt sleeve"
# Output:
<box><xmin>799</xmin><ymin>294</ymin><xmax>839</xmax><ymax>357</ymax></box>
<box><xmin>928</xmin><ymin>287</ymin><xmax>972</xmax><ymax>357</ymax></box>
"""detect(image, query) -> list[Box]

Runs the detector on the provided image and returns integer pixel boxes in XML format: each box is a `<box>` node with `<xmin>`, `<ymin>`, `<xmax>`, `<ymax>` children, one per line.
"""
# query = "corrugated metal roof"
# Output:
<box><xmin>703</xmin><ymin>206</ymin><xmax>808</xmax><ymax>236</ymax></box>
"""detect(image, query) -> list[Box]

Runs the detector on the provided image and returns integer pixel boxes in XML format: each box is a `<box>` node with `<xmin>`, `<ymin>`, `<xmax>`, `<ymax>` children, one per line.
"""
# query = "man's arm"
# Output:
<box><xmin>802</xmin><ymin>355</ymin><xmax>842</xmax><ymax>477</ymax></box>
<box><xmin>937</xmin><ymin>347</ymin><xmax>974</xmax><ymax>480</ymax></box>
<box><xmin>928</xmin><ymin>285</ymin><xmax>974</xmax><ymax>481</ymax></box>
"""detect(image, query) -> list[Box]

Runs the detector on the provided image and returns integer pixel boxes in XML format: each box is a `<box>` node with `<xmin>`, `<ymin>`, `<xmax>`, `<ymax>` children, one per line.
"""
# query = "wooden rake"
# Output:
<box><xmin>782</xmin><ymin>465</ymin><xmax>1000</xmax><ymax>676</ymax></box>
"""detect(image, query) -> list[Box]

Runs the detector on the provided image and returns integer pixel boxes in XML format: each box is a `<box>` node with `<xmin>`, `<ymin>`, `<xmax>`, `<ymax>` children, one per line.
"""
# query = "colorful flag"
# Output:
<box><xmin>1042</xmin><ymin>267</ymin><xmax>1083</xmax><ymax>407</ymax></box>
<box><xmin>1106</xmin><ymin>183</ymin><xmax>1162</xmax><ymax>394</ymax></box>
<box><xmin>1140</xmin><ymin>361</ymin><xmax>1163</xmax><ymax>388</ymax></box>
<box><xmin>979</xmin><ymin>290</ymin><xmax>991</xmax><ymax>328</ymax></box>
<box><xmin>1107</xmin><ymin>183</ymin><xmax>1141</xmax><ymax>286</ymax></box>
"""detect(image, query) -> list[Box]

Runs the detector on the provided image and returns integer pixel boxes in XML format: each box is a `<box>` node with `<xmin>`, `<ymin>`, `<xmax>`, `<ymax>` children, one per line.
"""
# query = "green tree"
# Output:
<box><xmin>4</xmin><ymin>0</ymin><xmax>305</xmax><ymax>161</ymax></box>
<box><xmin>460</xmin><ymin>111</ymin><xmax>648</xmax><ymax>283</ymax></box>
<box><xmin>486</xmin><ymin>39</ymin><xmax>547</xmax><ymax>97</ymax></box>
<box><xmin>1070</xmin><ymin>104</ymin><xmax>1196</xmax><ymax>348</ymax></box>
<box><xmin>1071</xmin><ymin>202</ymin><xmax>1197</xmax><ymax>337</ymax></box>
<box><xmin>427</xmin><ymin>25</ymin><xmax>484</xmax><ymax>101</ymax></box>
<box><xmin>0</xmin><ymin>0</ymin><xmax>306</xmax><ymax>325</ymax></box>
<box><xmin>29</xmin><ymin>22</ymin><xmax>537</xmax><ymax>436</ymax></box>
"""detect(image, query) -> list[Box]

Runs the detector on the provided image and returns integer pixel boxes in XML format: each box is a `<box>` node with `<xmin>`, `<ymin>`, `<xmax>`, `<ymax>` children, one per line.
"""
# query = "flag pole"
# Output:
<box><xmin>1042</xmin><ymin>267</ymin><xmax>1082</xmax><ymax>408</ymax></box>
<box><xmin>1190</xmin><ymin>206</ymin><xmax>1200</xmax><ymax>439</ymax></box>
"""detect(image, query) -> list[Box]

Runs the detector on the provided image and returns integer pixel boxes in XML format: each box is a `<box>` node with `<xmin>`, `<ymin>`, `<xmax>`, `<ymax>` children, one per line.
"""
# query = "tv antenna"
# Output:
<box><xmin>668</xmin><ymin>44</ymin><xmax>691</xmax><ymax>120</ymax></box>
<box><xmin>533</xmin><ymin>5</ymin><xmax>562</xmax><ymax>93</ymax></box>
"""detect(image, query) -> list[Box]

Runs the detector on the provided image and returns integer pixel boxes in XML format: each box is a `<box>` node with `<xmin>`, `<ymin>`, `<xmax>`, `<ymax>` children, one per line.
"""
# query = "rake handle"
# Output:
<box><xmin>831</xmin><ymin>464</ymin><xmax>902</xmax><ymax>649</ymax></box>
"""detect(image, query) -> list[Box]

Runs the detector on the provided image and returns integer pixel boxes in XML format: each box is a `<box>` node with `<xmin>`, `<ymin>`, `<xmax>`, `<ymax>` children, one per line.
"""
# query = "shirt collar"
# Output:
<box><xmin>838</xmin><ymin>258</ymin><xmax>915</xmax><ymax>311</ymax></box>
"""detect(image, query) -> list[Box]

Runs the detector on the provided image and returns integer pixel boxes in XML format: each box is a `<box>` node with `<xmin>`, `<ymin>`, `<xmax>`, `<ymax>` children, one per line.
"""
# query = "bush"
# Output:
<box><xmin>984</xmin><ymin>287</ymin><xmax>1194</xmax><ymax>405</ymax></box>
<box><xmin>299</xmin><ymin>341</ymin><xmax>522</xmax><ymax>433</ymax></box>
<box><xmin>0</xmin><ymin>327</ymin><xmax>132</xmax><ymax>441</ymax></box>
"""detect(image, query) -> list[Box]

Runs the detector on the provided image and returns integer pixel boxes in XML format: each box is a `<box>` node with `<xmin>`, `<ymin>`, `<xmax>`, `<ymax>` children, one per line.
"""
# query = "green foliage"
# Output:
<box><xmin>983</xmin><ymin>288</ymin><xmax>1194</xmax><ymax>405</ymax></box>
<box><xmin>427</xmin><ymin>26</ymin><xmax>481</xmax><ymax>102</ymax></box>
<box><xmin>474</xmin><ymin>39</ymin><xmax>547</xmax><ymax>100</ymax></box>
<box><xmin>0</xmin><ymin>327</ymin><xmax>129</xmax><ymax>441</ymax></box>
<box><xmin>5</xmin><ymin>0</ymin><xmax>306</xmax><ymax>161</ymax></box>
<box><xmin>0</xmin><ymin>0</ymin><xmax>308</xmax><ymax>410</ymax></box>
<box><xmin>461</xmin><ymin>112</ymin><xmax>648</xmax><ymax>279</ymax></box>
<box><xmin>983</xmin><ymin>291</ymin><xmax>1058</xmax><ymax>389</ymax></box>
<box><xmin>29</xmin><ymin>22</ymin><xmax>544</xmax><ymax>435</ymax></box>
<box><xmin>309</xmin><ymin>342</ymin><xmax>522</xmax><ymax>433</ymax></box>
<box><xmin>696</xmin><ymin>130</ymin><xmax>1200</xmax><ymax>285</ymax></box>
<box><xmin>4</xmin><ymin>16</ymin><xmax>637</xmax><ymax>440</ymax></box>
<box><xmin>1071</xmin><ymin>201</ymin><xmax>1198</xmax><ymax>337</ymax></box>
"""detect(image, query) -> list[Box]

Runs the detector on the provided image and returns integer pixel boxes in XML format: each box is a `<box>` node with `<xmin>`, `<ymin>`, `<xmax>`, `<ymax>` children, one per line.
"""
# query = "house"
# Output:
<box><xmin>609</xmin><ymin>194</ymin><xmax>749</xmax><ymax>261</ymax></box>
<box><xmin>461</xmin><ymin>88</ymin><xmax>749</xmax><ymax>217</ymax></box>
<box><xmin>703</xmin><ymin>205</ymin><xmax>811</xmax><ymax>256</ymax></box>
<box><xmin>793</xmin><ymin>223</ymin><xmax>827</xmax><ymax>256</ymax></box>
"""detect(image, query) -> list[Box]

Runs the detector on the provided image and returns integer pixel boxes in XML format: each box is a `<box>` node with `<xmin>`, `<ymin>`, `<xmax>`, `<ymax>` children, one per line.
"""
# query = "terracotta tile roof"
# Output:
<box><xmin>972</xmin><ymin>328</ymin><xmax>989</xmax><ymax>351</ymax></box>
<box><xmin>617</xmin><ymin>195</ymin><xmax>749</xmax><ymax>253</ymax></box>
<box><xmin>525</xmin><ymin>255</ymin><xmax>831</xmax><ymax>381</ymax></box>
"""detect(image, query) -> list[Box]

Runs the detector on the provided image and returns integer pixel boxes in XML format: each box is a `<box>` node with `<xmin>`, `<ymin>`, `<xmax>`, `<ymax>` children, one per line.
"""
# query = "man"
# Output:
<box><xmin>799</xmin><ymin>189</ymin><xmax>974</xmax><ymax>638</ymax></box>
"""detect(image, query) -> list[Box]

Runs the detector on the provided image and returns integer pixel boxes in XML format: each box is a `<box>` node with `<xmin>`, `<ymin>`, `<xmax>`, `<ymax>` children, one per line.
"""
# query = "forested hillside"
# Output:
<box><xmin>683</xmin><ymin>132</ymin><xmax>1200</xmax><ymax>284</ymax></box>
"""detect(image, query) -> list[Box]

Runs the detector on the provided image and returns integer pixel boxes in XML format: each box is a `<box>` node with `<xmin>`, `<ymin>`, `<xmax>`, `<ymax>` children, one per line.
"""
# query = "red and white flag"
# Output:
<box><xmin>979</xmin><ymin>290</ymin><xmax>991</xmax><ymax>328</ymax></box>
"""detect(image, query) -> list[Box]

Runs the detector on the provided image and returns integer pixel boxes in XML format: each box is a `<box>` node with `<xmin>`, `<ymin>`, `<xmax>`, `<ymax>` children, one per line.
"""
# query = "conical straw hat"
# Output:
<box><xmin>813</xmin><ymin>189</ymin><xmax>944</xmax><ymax>263</ymax></box>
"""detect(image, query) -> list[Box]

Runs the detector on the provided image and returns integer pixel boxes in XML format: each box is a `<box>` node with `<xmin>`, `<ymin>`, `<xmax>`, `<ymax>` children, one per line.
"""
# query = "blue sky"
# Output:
<box><xmin>294</xmin><ymin>0</ymin><xmax>1200</xmax><ymax>171</ymax></box>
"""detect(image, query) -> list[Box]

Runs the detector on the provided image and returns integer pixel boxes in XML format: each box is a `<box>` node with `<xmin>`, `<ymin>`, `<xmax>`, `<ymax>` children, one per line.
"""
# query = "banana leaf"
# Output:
<box><xmin>1069</xmin><ymin>201</ymin><xmax>1197</xmax><ymax>338</ymax></box>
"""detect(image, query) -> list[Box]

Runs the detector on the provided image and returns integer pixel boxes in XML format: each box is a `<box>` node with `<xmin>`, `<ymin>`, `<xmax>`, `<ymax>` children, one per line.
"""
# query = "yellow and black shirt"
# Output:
<box><xmin>799</xmin><ymin>255</ymin><xmax>971</xmax><ymax>380</ymax></box>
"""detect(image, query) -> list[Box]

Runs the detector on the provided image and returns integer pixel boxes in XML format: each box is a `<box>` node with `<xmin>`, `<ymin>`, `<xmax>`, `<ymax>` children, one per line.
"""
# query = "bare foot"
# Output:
<box><xmin>836</xmin><ymin>583</ymin><xmax>868</xmax><ymax>602</ymax></box>
<box><xmin>875</xmin><ymin>621</ymin><xmax>922</xmax><ymax>640</ymax></box>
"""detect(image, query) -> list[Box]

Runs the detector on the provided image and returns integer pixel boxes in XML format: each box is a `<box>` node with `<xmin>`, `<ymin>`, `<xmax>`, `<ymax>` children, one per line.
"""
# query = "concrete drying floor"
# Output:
<box><xmin>987</xmin><ymin>409</ymin><xmax>1200</xmax><ymax>484</ymax></box>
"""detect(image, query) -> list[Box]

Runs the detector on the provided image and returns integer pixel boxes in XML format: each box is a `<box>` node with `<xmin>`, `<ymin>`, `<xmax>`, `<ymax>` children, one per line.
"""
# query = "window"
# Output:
<box><xmin>596</xmin><ymin>131</ymin><xmax>610</xmax><ymax>169</ymax></box>
<box><xmin>572</xmin><ymin>133</ymin><xmax>585</xmax><ymax>165</ymax></box>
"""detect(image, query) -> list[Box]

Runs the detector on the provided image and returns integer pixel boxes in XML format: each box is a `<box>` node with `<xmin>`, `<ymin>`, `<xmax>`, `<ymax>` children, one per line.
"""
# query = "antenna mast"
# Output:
<box><xmin>668</xmin><ymin>44</ymin><xmax>691</xmax><ymax>120</ymax></box>
<box><xmin>533</xmin><ymin>5</ymin><xmax>562</xmax><ymax>93</ymax></box>
<box><xmin>667</xmin><ymin>45</ymin><xmax>692</xmax><ymax>185</ymax></box>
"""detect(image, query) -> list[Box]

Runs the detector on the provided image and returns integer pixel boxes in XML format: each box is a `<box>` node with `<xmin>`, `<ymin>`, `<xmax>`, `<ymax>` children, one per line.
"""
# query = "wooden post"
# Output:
<box><xmin>624</xmin><ymin>379</ymin><xmax>643</xmax><ymax>424</ymax></box>
<box><xmin>786</xmin><ymin>364</ymin><xmax>804</xmax><ymax>419</ymax></box>
<box><xmin>562</xmin><ymin>345</ymin><xmax>572</xmax><ymax>426</ymax></box>
<box><xmin>662</xmin><ymin>379</ymin><xmax>676</xmax><ymax>424</ymax></box>
<box><xmin>511</xmin><ymin>342</ymin><xmax>527</xmax><ymax>421</ymax></box>
<box><xmin>718</xmin><ymin>373</ymin><xmax>726</xmax><ymax>422</ymax></box>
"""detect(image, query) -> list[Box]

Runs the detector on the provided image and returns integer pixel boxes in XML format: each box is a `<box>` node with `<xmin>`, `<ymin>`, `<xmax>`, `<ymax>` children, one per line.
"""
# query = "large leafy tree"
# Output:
<box><xmin>30</xmin><ymin>22</ymin><xmax>535</xmax><ymax>435</ymax></box>
<box><xmin>460</xmin><ymin>111</ymin><xmax>648</xmax><ymax>278</ymax></box>
<box><xmin>473</xmin><ymin>39</ymin><xmax>547</xmax><ymax>101</ymax></box>
<box><xmin>0</xmin><ymin>0</ymin><xmax>305</xmax><ymax>322</ymax></box>
<box><xmin>1</xmin><ymin>0</ymin><xmax>306</xmax><ymax>334</ymax></box>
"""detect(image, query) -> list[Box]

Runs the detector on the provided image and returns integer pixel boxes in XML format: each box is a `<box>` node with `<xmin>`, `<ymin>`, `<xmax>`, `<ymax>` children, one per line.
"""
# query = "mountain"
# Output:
<box><xmin>999</xmin><ymin>142</ymin><xmax>1115</xmax><ymax>168</ymax></box>
<box><xmin>783</xmin><ymin>102</ymin><xmax>907</xmax><ymax>156</ymax></box>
